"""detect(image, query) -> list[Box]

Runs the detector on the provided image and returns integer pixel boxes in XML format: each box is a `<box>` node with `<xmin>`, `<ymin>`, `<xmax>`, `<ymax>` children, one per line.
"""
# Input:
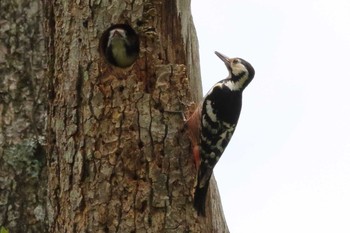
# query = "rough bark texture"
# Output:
<box><xmin>0</xmin><ymin>0</ymin><xmax>48</xmax><ymax>232</ymax></box>
<box><xmin>45</xmin><ymin>0</ymin><xmax>229</xmax><ymax>232</ymax></box>
<box><xmin>3</xmin><ymin>0</ymin><xmax>231</xmax><ymax>232</ymax></box>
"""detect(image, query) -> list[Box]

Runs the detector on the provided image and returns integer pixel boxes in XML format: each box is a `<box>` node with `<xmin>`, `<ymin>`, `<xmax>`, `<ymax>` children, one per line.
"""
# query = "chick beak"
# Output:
<box><xmin>115</xmin><ymin>28</ymin><xmax>127</xmax><ymax>39</ymax></box>
<box><xmin>215</xmin><ymin>51</ymin><xmax>231</xmax><ymax>69</ymax></box>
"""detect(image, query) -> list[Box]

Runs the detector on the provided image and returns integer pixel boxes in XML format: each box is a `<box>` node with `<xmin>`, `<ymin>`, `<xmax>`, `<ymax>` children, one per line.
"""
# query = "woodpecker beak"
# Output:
<box><xmin>215</xmin><ymin>51</ymin><xmax>231</xmax><ymax>69</ymax></box>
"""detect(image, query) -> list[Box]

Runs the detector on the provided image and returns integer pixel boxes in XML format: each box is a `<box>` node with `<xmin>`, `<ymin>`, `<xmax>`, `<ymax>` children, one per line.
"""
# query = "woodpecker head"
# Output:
<box><xmin>215</xmin><ymin>51</ymin><xmax>255</xmax><ymax>91</ymax></box>
<box><xmin>103</xmin><ymin>24</ymin><xmax>140</xmax><ymax>68</ymax></box>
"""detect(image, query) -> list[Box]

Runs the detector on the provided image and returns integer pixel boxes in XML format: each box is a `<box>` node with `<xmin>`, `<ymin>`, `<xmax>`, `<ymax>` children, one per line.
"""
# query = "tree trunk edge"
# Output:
<box><xmin>180</xmin><ymin>1</ymin><xmax>230</xmax><ymax>231</ymax></box>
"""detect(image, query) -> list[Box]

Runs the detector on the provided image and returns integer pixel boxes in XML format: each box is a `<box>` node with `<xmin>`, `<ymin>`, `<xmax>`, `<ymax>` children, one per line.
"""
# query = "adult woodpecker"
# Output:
<box><xmin>187</xmin><ymin>51</ymin><xmax>255</xmax><ymax>216</ymax></box>
<box><xmin>101</xmin><ymin>24</ymin><xmax>140</xmax><ymax>68</ymax></box>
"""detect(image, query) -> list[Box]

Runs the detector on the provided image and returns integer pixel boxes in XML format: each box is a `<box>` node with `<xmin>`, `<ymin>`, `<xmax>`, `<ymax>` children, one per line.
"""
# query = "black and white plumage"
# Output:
<box><xmin>189</xmin><ymin>51</ymin><xmax>255</xmax><ymax>216</ymax></box>
<box><xmin>100</xmin><ymin>24</ymin><xmax>140</xmax><ymax>68</ymax></box>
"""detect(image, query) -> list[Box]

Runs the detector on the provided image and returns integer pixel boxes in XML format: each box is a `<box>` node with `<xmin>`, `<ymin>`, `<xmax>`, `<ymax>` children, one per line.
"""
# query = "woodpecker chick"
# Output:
<box><xmin>103</xmin><ymin>24</ymin><xmax>140</xmax><ymax>68</ymax></box>
<box><xmin>190</xmin><ymin>51</ymin><xmax>255</xmax><ymax>216</ymax></box>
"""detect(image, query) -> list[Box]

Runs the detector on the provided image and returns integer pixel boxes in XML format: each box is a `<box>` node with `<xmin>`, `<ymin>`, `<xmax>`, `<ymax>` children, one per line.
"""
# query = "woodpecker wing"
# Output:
<box><xmin>193</xmin><ymin>51</ymin><xmax>255</xmax><ymax>216</ymax></box>
<box><xmin>199</xmin><ymin>81</ymin><xmax>243</xmax><ymax>177</ymax></box>
<box><xmin>194</xmin><ymin>81</ymin><xmax>243</xmax><ymax>216</ymax></box>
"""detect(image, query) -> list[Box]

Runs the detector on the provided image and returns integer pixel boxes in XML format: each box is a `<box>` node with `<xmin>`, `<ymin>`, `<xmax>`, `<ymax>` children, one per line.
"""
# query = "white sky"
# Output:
<box><xmin>191</xmin><ymin>0</ymin><xmax>350</xmax><ymax>232</ymax></box>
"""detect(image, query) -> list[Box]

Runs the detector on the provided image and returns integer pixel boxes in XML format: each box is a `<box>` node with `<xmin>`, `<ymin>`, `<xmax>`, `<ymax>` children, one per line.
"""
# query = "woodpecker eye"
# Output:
<box><xmin>232</xmin><ymin>59</ymin><xmax>239</xmax><ymax>64</ymax></box>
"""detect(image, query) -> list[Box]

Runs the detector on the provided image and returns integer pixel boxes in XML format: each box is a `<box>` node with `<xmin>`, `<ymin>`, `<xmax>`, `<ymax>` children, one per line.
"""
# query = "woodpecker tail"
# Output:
<box><xmin>193</xmin><ymin>179</ymin><xmax>210</xmax><ymax>216</ymax></box>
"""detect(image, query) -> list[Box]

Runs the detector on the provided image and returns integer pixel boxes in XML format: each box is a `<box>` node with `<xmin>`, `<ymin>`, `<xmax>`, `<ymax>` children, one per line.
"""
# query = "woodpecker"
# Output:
<box><xmin>101</xmin><ymin>24</ymin><xmax>140</xmax><ymax>68</ymax></box>
<box><xmin>187</xmin><ymin>51</ymin><xmax>255</xmax><ymax>216</ymax></box>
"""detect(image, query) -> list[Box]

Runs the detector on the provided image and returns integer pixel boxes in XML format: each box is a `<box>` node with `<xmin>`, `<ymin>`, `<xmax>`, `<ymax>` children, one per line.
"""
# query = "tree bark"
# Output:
<box><xmin>45</xmin><ymin>0</ymin><xmax>230</xmax><ymax>232</ymax></box>
<box><xmin>0</xmin><ymin>0</ymin><xmax>229</xmax><ymax>232</ymax></box>
<box><xmin>0</xmin><ymin>0</ymin><xmax>48</xmax><ymax>232</ymax></box>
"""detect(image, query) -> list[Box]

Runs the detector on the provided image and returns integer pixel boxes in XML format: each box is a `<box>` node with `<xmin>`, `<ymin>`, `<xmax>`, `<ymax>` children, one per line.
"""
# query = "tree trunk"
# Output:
<box><xmin>0</xmin><ymin>0</ymin><xmax>48</xmax><ymax>232</ymax></box>
<box><xmin>0</xmin><ymin>0</ymin><xmax>229</xmax><ymax>232</ymax></box>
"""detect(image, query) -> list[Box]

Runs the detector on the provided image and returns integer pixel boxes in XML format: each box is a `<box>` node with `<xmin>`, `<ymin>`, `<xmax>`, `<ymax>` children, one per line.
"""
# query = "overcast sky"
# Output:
<box><xmin>191</xmin><ymin>0</ymin><xmax>350</xmax><ymax>232</ymax></box>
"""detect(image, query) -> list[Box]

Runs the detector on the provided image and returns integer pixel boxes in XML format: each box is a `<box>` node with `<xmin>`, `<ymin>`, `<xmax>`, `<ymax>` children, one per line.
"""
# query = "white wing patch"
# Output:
<box><xmin>205</xmin><ymin>100</ymin><xmax>217</xmax><ymax>122</ymax></box>
<box><xmin>215</xmin><ymin>123</ymin><xmax>236</xmax><ymax>153</ymax></box>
